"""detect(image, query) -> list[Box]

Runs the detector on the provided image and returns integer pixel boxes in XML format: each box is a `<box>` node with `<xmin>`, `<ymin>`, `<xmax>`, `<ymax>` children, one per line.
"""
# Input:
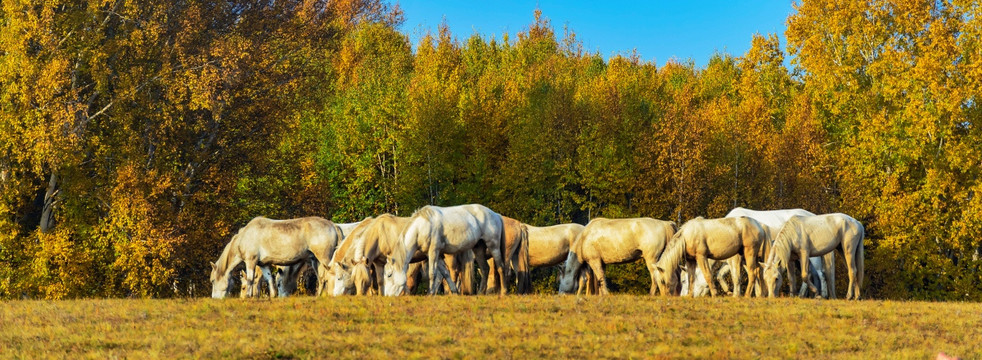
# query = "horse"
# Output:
<box><xmin>210</xmin><ymin>216</ymin><xmax>342</xmax><ymax>298</ymax></box>
<box><xmin>328</xmin><ymin>215</ymin><xmax>429</xmax><ymax>296</ymax></box>
<box><xmin>383</xmin><ymin>204</ymin><xmax>508</xmax><ymax>296</ymax></box>
<box><xmin>654</xmin><ymin>216</ymin><xmax>766</xmax><ymax>297</ymax></box>
<box><xmin>680</xmin><ymin>208</ymin><xmax>833</xmax><ymax>298</ymax></box>
<box><xmin>762</xmin><ymin>213</ymin><xmax>865</xmax><ymax>300</ymax></box>
<box><xmin>557</xmin><ymin>217</ymin><xmax>676</xmax><ymax>295</ymax></box>
<box><xmin>528</xmin><ymin>223</ymin><xmax>587</xmax><ymax>294</ymax></box>
<box><xmin>724</xmin><ymin>207</ymin><xmax>834</xmax><ymax>298</ymax></box>
<box><xmin>270</xmin><ymin>219</ymin><xmax>364</xmax><ymax>297</ymax></box>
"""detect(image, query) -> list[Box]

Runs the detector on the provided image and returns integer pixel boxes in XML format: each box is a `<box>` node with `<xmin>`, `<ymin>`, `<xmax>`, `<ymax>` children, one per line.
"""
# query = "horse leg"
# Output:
<box><xmin>586</xmin><ymin>259</ymin><xmax>608</xmax><ymax>295</ymax></box>
<box><xmin>476</xmin><ymin>253</ymin><xmax>491</xmax><ymax>295</ymax></box>
<box><xmin>436</xmin><ymin>257</ymin><xmax>458</xmax><ymax>295</ymax></box>
<box><xmin>841</xmin><ymin>247</ymin><xmax>858</xmax><ymax>300</ymax></box>
<box><xmin>243</xmin><ymin>260</ymin><xmax>258</xmax><ymax>298</ymax></box>
<box><xmin>729</xmin><ymin>255</ymin><xmax>742</xmax><ymax>297</ymax></box>
<box><xmin>644</xmin><ymin>256</ymin><xmax>659</xmax><ymax>296</ymax></box>
<box><xmin>261</xmin><ymin>265</ymin><xmax>277</xmax><ymax>298</ymax></box>
<box><xmin>487</xmin><ymin>243</ymin><xmax>508</xmax><ymax>296</ymax></box>
<box><xmin>798</xmin><ymin>250</ymin><xmax>819</xmax><ymax>298</ymax></box>
<box><xmin>696</xmin><ymin>255</ymin><xmax>716</xmax><ymax>297</ymax></box>
<box><xmin>824</xmin><ymin>251</ymin><xmax>837</xmax><ymax>299</ymax></box>
<box><xmin>742</xmin><ymin>247</ymin><xmax>758</xmax><ymax>298</ymax></box>
<box><xmin>685</xmin><ymin>260</ymin><xmax>698</xmax><ymax>297</ymax></box>
<box><xmin>427</xmin><ymin>249</ymin><xmax>443</xmax><ymax>295</ymax></box>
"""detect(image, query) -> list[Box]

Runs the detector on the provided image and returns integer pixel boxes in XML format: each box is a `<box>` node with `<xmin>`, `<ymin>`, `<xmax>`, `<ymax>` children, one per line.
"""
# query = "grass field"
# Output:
<box><xmin>1</xmin><ymin>295</ymin><xmax>978</xmax><ymax>359</ymax></box>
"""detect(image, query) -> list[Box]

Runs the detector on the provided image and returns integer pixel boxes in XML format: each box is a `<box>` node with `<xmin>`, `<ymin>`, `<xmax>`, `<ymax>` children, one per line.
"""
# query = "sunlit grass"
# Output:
<box><xmin>0</xmin><ymin>295</ymin><xmax>977</xmax><ymax>359</ymax></box>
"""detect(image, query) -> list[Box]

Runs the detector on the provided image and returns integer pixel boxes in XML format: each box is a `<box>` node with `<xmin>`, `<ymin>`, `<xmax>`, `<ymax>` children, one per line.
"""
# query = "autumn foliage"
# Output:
<box><xmin>1</xmin><ymin>1</ymin><xmax>979</xmax><ymax>300</ymax></box>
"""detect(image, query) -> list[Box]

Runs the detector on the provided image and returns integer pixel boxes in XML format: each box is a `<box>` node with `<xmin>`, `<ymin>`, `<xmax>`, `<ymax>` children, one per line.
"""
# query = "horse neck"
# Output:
<box><xmin>660</xmin><ymin>235</ymin><xmax>686</xmax><ymax>274</ymax></box>
<box><xmin>384</xmin><ymin>235</ymin><xmax>405</xmax><ymax>268</ymax></box>
<box><xmin>770</xmin><ymin>230</ymin><xmax>794</xmax><ymax>269</ymax></box>
<box><xmin>216</xmin><ymin>235</ymin><xmax>241</xmax><ymax>276</ymax></box>
<box><xmin>397</xmin><ymin>220</ymin><xmax>421</xmax><ymax>272</ymax></box>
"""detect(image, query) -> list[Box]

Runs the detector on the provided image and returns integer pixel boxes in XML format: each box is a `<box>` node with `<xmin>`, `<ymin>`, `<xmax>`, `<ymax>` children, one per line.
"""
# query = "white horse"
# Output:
<box><xmin>264</xmin><ymin>219</ymin><xmax>362</xmax><ymax>297</ymax></box>
<box><xmin>654</xmin><ymin>217</ymin><xmax>766</xmax><ymax>297</ymax></box>
<box><xmin>328</xmin><ymin>215</ymin><xmax>416</xmax><ymax>296</ymax></box>
<box><xmin>210</xmin><ymin>216</ymin><xmax>342</xmax><ymax>298</ymax></box>
<box><xmin>384</xmin><ymin>204</ymin><xmax>508</xmax><ymax>296</ymax></box>
<box><xmin>557</xmin><ymin>217</ymin><xmax>676</xmax><ymax>295</ymax></box>
<box><xmin>725</xmin><ymin>207</ymin><xmax>835</xmax><ymax>298</ymax></box>
<box><xmin>763</xmin><ymin>213</ymin><xmax>865</xmax><ymax>299</ymax></box>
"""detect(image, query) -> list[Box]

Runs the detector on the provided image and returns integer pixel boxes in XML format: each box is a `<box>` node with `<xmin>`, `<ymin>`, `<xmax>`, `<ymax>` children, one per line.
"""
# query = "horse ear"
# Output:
<box><xmin>655</xmin><ymin>266</ymin><xmax>663</xmax><ymax>273</ymax></box>
<box><xmin>211</xmin><ymin>261</ymin><xmax>217</xmax><ymax>271</ymax></box>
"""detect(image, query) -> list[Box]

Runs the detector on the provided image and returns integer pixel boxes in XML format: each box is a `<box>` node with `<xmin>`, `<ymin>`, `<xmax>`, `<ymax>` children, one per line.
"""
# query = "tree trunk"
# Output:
<box><xmin>40</xmin><ymin>172</ymin><xmax>58</xmax><ymax>233</ymax></box>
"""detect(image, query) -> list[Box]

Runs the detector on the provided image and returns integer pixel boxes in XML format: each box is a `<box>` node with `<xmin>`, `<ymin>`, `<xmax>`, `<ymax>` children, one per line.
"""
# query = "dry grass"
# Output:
<box><xmin>0</xmin><ymin>295</ymin><xmax>978</xmax><ymax>359</ymax></box>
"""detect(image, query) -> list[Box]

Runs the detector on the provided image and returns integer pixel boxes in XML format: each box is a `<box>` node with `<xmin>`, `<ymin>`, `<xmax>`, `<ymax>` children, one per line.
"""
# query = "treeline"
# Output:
<box><xmin>1</xmin><ymin>0</ymin><xmax>979</xmax><ymax>300</ymax></box>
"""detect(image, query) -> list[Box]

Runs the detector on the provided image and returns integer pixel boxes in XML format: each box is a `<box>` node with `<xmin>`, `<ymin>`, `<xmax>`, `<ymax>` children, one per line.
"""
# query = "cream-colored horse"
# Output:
<box><xmin>529</xmin><ymin>223</ymin><xmax>587</xmax><ymax>294</ymax></box>
<box><xmin>384</xmin><ymin>204</ymin><xmax>507</xmax><ymax>296</ymax></box>
<box><xmin>725</xmin><ymin>207</ymin><xmax>834</xmax><ymax>298</ymax></box>
<box><xmin>328</xmin><ymin>214</ymin><xmax>416</xmax><ymax>296</ymax></box>
<box><xmin>763</xmin><ymin>213</ymin><xmax>865</xmax><ymax>300</ymax></box>
<box><xmin>261</xmin><ymin>220</ymin><xmax>362</xmax><ymax>297</ymax></box>
<box><xmin>557</xmin><ymin>217</ymin><xmax>676</xmax><ymax>295</ymax></box>
<box><xmin>210</xmin><ymin>216</ymin><xmax>342</xmax><ymax>298</ymax></box>
<box><xmin>654</xmin><ymin>217</ymin><xmax>766</xmax><ymax>297</ymax></box>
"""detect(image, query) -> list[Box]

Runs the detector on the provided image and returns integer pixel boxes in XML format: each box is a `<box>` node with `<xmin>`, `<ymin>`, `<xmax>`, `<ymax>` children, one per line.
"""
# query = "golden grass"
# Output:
<box><xmin>0</xmin><ymin>295</ymin><xmax>978</xmax><ymax>359</ymax></box>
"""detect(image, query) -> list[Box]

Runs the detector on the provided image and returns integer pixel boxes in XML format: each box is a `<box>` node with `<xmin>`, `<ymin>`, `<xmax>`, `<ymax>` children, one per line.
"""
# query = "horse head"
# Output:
<box><xmin>329</xmin><ymin>262</ymin><xmax>356</xmax><ymax>296</ymax></box>
<box><xmin>210</xmin><ymin>261</ymin><xmax>232</xmax><ymax>299</ymax></box>
<box><xmin>762</xmin><ymin>253</ymin><xmax>784</xmax><ymax>298</ymax></box>
<box><xmin>653</xmin><ymin>265</ymin><xmax>678</xmax><ymax>296</ymax></box>
<box><xmin>383</xmin><ymin>257</ymin><xmax>407</xmax><ymax>296</ymax></box>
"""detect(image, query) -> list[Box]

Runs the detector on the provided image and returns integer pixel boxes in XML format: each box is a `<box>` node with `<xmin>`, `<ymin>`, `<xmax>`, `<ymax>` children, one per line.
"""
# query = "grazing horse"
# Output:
<box><xmin>557</xmin><ymin>217</ymin><xmax>676</xmax><ymax>295</ymax></box>
<box><xmin>328</xmin><ymin>215</ymin><xmax>428</xmax><ymax>296</ymax></box>
<box><xmin>682</xmin><ymin>208</ymin><xmax>832</xmax><ymax>298</ymax></box>
<box><xmin>266</xmin><ymin>220</ymin><xmax>363</xmax><ymax>297</ymax></box>
<box><xmin>763</xmin><ymin>213</ymin><xmax>865</xmax><ymax>300</ymax></box>
<box><xmin>528</xmin><ymin>223</ymin><xmax>586</xmax><ymax>294</ymax></box>
<box><xmin>384</xmin><ymin>204</ymin><xmax>508</xmax><ymax>296</ymax></box>
<box><xmin>724</xmin><ymin>207</ymin><xmax>834</xmax><ymax>298</ymax></box>
<box><xmin>654</xmin><ymin>217</ymin><xmax>766</xmax><ymax>297</ymax></box>
<box><xmin>210</xmin><ymin>216</ymin><xmax>342</xmax><ymax>298</ymax></box>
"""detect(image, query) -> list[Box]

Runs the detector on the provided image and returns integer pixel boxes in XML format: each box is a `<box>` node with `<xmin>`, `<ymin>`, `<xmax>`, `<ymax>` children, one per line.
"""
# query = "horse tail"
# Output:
<box><xmin>856</xmin><ymin>221</ymin><xmax>866</xmax><ymax>299</ymax></box>
<box><xmin>516</xmin><ymin>223</ymin><xmax>531</xmax><ymax>294</ymax></box>
<box><xmin>495</xmin><ymin>214</ymin><xmax>509</xmax><ymax>292</ymax></box>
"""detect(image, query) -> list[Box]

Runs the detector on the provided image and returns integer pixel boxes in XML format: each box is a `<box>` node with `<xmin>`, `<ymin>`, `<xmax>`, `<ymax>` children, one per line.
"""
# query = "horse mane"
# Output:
<box><xmin>346</xmin><ymin>217</ymin><xmax>377</xmax><ymax>264</ymax></box>
<box><xmin>769</xmin><ymin>216</ymin><xmax>801</xmax><ymax>267</ymax></box>
<box><xmin>658</xmin><ymin>231</ymin><xmax>687</xmax><ymax>273</ymax></box>
<box><xmin>411</xmin><ymin>206</ymin><xmax>437</xmax><ymax>219</ymax></box>
<box><xmin>213</xmin><ymin>232</ymin><xmax>240</xmax><ymax>278</ymax></box>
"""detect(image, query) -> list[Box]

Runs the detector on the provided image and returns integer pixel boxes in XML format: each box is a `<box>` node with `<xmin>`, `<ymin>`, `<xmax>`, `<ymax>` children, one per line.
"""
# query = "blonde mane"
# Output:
<box><xmin>213</xmin><ymin>233</ymin><xmax>241</xmax><ymax>278</ymax></box>
<box><xmin>769</xmin><ymin>216</ymin><xmax>800</xmax><ymax>267</ymax></box>
<box><xmin>658</xmin><ymin>232</ymin><xmax>687</xmax><ymax>273</ymax></box>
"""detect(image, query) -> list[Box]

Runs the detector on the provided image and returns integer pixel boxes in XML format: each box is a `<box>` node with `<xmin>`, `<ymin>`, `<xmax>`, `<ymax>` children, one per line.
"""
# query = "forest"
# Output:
<box><xmin>1</xmin><ymin>0</ymin><xmax>980</xmax><ymax>300</ymax></box>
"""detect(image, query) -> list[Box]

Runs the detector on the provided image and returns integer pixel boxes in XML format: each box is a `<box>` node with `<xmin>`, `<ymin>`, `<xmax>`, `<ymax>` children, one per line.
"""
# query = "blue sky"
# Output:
<box><xmin>396</xmin><ymin>1</ymin><xmax>796</xmax><ymax>68</ymax></box>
